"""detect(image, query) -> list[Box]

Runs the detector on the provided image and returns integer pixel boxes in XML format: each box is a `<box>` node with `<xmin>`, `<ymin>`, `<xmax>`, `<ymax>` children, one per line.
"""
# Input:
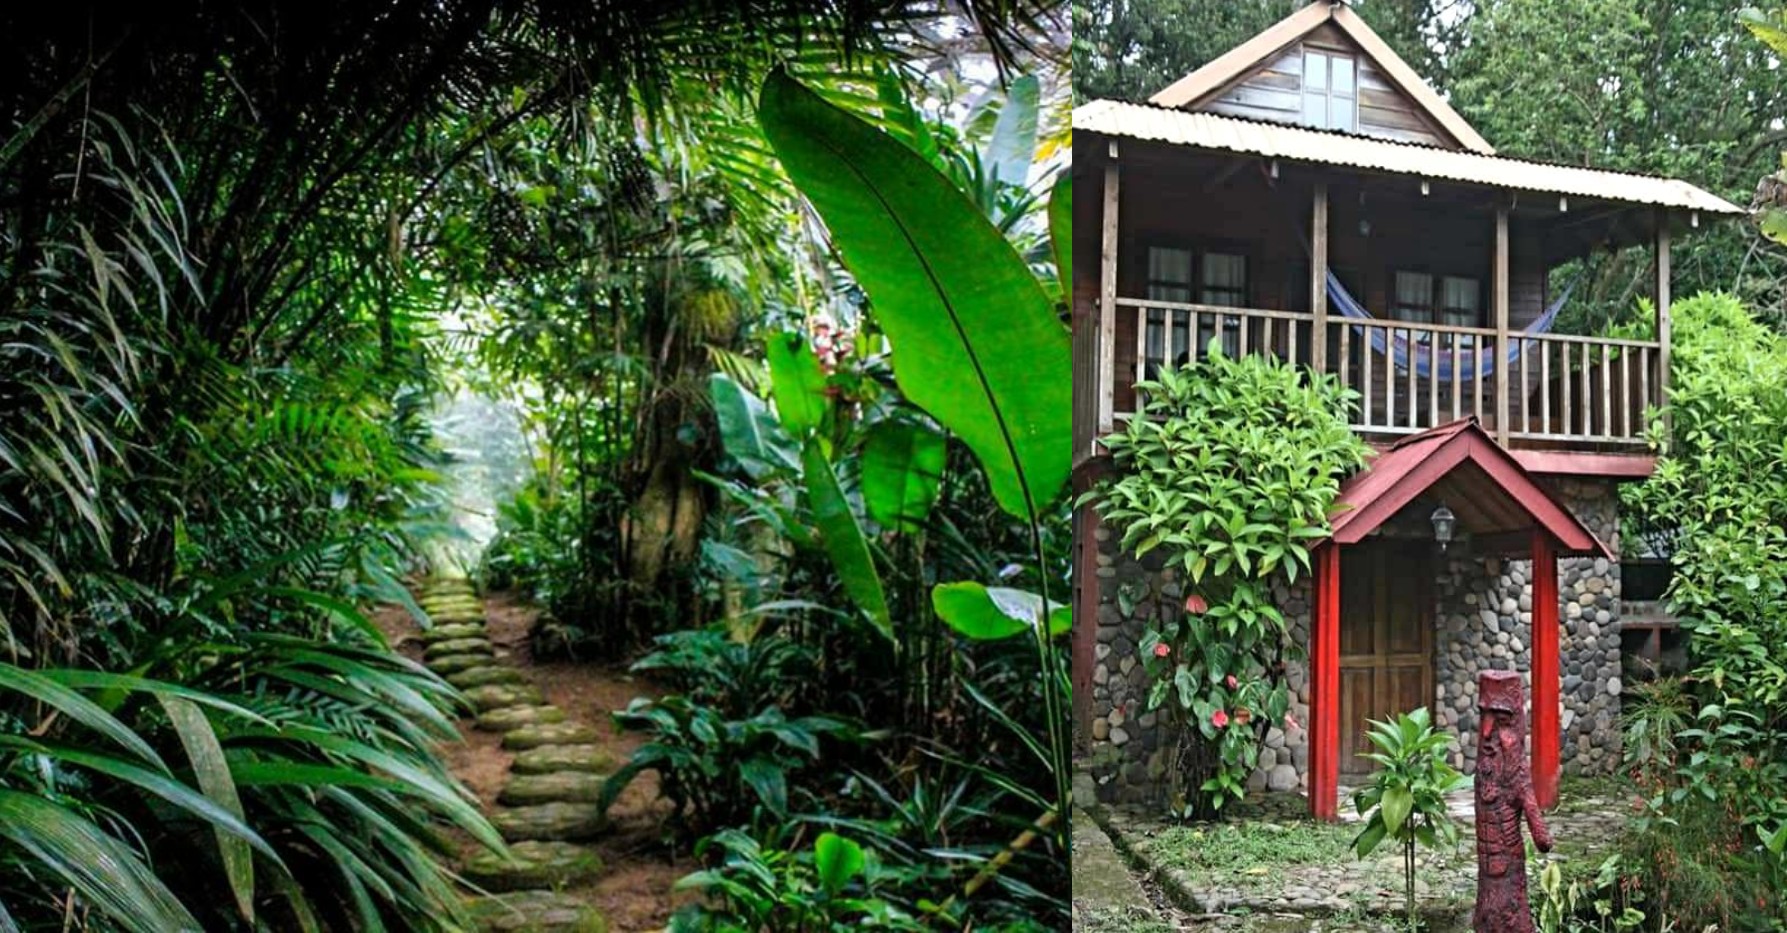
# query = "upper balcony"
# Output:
<box><xmin>1071</xmin><ymin>103</ymin><xmax>1743</xmax><ymax>469</ymax></box>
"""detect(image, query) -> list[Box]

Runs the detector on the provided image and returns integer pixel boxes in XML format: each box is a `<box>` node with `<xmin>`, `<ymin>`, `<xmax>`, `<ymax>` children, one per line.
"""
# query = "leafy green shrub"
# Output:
<box><xmin>669</xmin><ymin>828</ymin><xmax>926</xmax><ymax>931</ymax></box>
<box><xmin>1085</xmin><ymin>346</ymin><xmax>1368</xmax><ymax>817</ymax></box>
<box><xmin>599</xmin><ymin>629</ymin><xmax>855</xmax><ymax>835</ymax></box>
<box><xmin>0</xmin><ymin>630</ymin><xmax>499</xmax><ymax>931</ymax></box>
<box><xmin>1350</xmin><ymin>708</ymin><xmax>1470</xmax><ymax>932</ymax></box>
<box><xmin>1531</xmin><ymin>855</ymin><xmax>1645</xmax><ymax>933</ymax></box>
<box><xmin>1620</xmin><ymin>293</ymin><xmax>1787</xmax><ymax>926</ymax></box>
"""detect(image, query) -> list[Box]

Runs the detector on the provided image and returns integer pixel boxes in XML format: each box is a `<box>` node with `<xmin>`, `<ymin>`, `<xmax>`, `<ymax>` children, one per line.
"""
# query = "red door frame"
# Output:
<box><xmin>1308</xmin><ymin>532</ymin><xmax>1563</xmax><ymax>820</ymax></box>
<box><xmin>1531</xmin><ymin>528</ymin><xmax>1561</xmax><ymax>809</ymax></box>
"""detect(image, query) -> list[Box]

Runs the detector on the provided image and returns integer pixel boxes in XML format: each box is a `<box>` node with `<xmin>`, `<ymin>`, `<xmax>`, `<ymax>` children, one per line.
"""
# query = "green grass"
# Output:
<box><xmin>1150</xmin><ymin>819</ymin><xmax>1356</xmax><ymax>875</ymax></box>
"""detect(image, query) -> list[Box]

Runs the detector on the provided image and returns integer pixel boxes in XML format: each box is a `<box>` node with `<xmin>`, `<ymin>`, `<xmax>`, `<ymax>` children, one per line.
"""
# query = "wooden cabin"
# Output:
<box><xmin>1070</xmin><ymin>0</ymin><xmax>1742</xmax><ymax>819</ymax></box>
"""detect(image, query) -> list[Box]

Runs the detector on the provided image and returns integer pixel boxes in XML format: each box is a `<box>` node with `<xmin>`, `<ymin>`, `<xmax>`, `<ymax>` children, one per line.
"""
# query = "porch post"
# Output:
<box><xmin>1310</xmin><ymin>541</ymin><xmax>1341</xmax><ymax>821</ymax></box>
<box><xmin>1311</xmin><ymin>182</ymin><xmax>1329</xmax><ymax>373</ymax></box>
<box><xmin>1530</xmin><ymin>528</ymin><xmax>1560</xmax><ymax>810</ymax></box>
<box><xmin>1098</xmin><ymin>141</ymin><xmax>1120</xmax><ymax>434</ymax></box>
<box><xmin>1655</xmin><ymin>211</ymin><xmax>1672</xmax><ymax>437</ymax></box>
<box><xmin>1494</xmin><ymin>205</ymin><xmax>1511</xmax><ymax>444</ymax></box>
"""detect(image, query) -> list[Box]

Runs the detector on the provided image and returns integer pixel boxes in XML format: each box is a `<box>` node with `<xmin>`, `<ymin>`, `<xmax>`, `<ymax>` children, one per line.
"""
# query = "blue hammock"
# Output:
<box><xmin>1326</xmin><ymin>271</ymin><xmax>1577</xmax><ymax>382</ymax></box>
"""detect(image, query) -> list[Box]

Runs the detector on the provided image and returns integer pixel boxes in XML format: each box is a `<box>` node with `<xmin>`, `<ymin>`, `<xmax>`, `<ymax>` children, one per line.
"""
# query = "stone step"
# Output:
<box><xmin>429</xmin><ymin>653</ymin><xmax>498</xmax><ymax>676</ymax></box>
<box><xmin>498</xmin><ymin>771</ymin><xmax>606</xmax><ymax>807</ymax></box>
<box><xmin>510</xmin><ymin>744</ymin><xmax>614</xmax><ymax>776</ymax></box>
<box><xmin>425</xmin><ymin>637</ymin><xmax>495</xmax><ymax>660</ymax></box>
<box><xmin>424</xmin><ymin>611</ymin><xmax>487</xmax><ymax>627</ymax></box>
<box><xmin>477</xmin><ymin>705</ymin><xmax>566</xmax><ymax>733</ymax></box>
<box><xmin>420</xmin><ymin>596</ymin><xmax>481</xmax><ymax>611</ymax></box>
<box><xmin>448</xmin><ymin>666</ymin><xmax>528</xmax><ymax>690</ymax></box>
<box><xmin>490</xmin><ymin>802</ymin><xmax>605</xmax><ymax>842</ymax></box>
<box><xmin>415</xmin><ymin>623</ymin><xmax>488</xmax><ymax>645</ymax></box>
<box><xmin>461</xmin><ymin>841</ymin><xmax>604</xmax><ymax>893</ymax></box>
<box><xmin>466</xmin><ymin>889</ymin><xmax>607</xmax><ymax>932</ymax></box>
<box><xmin>465</xmin><ymin>683</ymin><xmax>546</xmax><ymax>712</ymax></box>
<box><xmin>502</xmin><ymin>721</ymin><xmax>601</xmax><ymax>751</ymax></box>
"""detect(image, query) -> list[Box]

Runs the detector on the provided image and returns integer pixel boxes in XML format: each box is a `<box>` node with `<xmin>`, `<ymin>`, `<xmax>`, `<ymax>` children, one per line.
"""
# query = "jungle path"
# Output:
<box><xmin>376</xmin><ymin>579</ymin><xmax>688</xmax><ymax>932</ymax></box>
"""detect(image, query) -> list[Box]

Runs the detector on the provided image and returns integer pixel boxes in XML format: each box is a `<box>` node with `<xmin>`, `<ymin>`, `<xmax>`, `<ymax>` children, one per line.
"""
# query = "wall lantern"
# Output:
<box><xmin>1430</xmin><ymin>504</ymin><xmax>1457</xmax><ymax>552</ymax></box>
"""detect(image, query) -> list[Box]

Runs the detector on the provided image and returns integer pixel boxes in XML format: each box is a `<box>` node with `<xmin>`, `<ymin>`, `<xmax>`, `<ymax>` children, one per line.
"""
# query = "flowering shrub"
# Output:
<box><xmin>1087</xmin><ymin>345</ymin><xmax>1367</xmax><ymax>817</ymax></box>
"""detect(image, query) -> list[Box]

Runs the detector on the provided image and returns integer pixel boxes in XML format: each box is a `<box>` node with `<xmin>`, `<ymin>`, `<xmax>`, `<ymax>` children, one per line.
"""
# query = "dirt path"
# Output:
<box><xmin>376</xmin><ymin>580</ymin><xmax>691</xmax><ymax>932</ymax></box>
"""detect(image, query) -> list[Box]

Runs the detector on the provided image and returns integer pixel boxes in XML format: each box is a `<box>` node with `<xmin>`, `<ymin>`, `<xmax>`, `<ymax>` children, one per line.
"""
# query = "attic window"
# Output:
<box><xmin>1301</xmin><ymin>50</ymin><xmax>1358</xmax><ymax>133</ymax></box>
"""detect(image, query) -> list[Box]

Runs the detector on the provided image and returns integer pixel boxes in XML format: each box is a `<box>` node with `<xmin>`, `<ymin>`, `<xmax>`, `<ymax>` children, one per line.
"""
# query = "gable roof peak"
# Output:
<box><xmin>1147</xmin><ymin>1</ymin><xmax>1495</xmax><ymax>155</ymax></box>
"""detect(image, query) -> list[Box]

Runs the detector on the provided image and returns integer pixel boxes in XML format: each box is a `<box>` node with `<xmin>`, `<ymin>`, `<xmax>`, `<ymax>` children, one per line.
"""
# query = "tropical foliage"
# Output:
<box><xmin>1087</xmin><ymin>347</ymin><xmax>1368</xmax><ymax>818</ymax></box>
<box><xmin>1</xmin><ymin>0</ymin><xmax>1067</xmax><ymax>928</ymax></box>
<box><xmin>1350</xmin><ymin>708</ymin><xmax>1471</xmax><ymax>933</ymax></box>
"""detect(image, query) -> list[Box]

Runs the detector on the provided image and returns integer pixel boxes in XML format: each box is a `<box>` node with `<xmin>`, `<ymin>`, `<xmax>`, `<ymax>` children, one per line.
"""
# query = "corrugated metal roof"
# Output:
<box><xmin>1075</xmin><ymin>99</ymin><xmax>1745</xmax><ymax>216</ymax></box>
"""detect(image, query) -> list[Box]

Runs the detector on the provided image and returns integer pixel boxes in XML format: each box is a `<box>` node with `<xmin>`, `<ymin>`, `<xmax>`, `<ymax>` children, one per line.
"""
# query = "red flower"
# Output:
<box><xmin>1184</xmin><ymin>594</ymin><xmax>1208</xmax><ymax>614</ymax></box>
<box><xmin>1153</xmin><ymin>643</ymin><xmax>1171</xmax><ymax>658</ymax></box>
<box><xmin>1234</xmin><ymin>707</ymin><xmax>1252</xmax><ymax>726</ymax></box>
<box><xmin>1284</xmin><ymin>712</ymin><xmax>1299</xmax><ymax>730</ymax></box>
<box><xmin>1211</xmin><ymin>709</ymin><xmax>1230</xmax><ymax>728</ymax></box>
<box><xmin>1225</xmin><ymin>674</ymin><xmax>1238</xmax><ymax>689</ymax></box>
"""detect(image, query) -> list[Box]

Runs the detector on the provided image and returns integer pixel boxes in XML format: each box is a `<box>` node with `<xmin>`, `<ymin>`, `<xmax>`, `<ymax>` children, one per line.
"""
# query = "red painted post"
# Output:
<box><xmin>1310</xmin><ymin>543</ymin><xmax>1341</xmax><ymax>821</ymax></box>
<box><xmin>1530</xmin><ymin>529</ymin><xmax>1560</xmax><ymax>810</ymax></box>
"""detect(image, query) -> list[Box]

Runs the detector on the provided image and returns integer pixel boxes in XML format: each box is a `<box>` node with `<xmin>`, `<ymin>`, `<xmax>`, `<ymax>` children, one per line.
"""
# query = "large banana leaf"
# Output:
<box><xmin>1049</xmin><ymin>172</ymin><xmax>1071</xmax><ymax>299</ymax></box>
<box><xmin>801</xmin><ymin>439</ymin><xmax>890</xmax><ymax>637</ymax></box>
<box><xmin>764</xmin><ymin>331</ymin><xmax>828</xmax><ymax>438</ymax></box>
<box><xmin>860</xmin><ymin>419</ymin><xmax>946</xmax><ymax>532</ymax></box>
<box><xmin>759</xmin><ymin>69</ymin><xmax>1070</xmax><ymax>521</ymax></box>
<box><xmin>985</xmin><ymin>74</ymin><xmax>1041</xmax><ymax>190</ymax></box>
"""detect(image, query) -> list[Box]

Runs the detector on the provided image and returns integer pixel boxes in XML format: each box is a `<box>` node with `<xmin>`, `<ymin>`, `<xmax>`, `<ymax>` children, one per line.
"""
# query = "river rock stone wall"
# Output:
<box><xmin>1079</xmin><ymin>477</ymin><xmax>1625</xmax><ymax>805</ymax></box>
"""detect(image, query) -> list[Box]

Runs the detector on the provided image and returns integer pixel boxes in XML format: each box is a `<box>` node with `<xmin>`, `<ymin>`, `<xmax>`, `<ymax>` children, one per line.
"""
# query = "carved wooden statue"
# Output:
<box><xmin>1473</xmin><ymin>670</ymin><xmax>1553</xmax><ymax>933</ymax></box>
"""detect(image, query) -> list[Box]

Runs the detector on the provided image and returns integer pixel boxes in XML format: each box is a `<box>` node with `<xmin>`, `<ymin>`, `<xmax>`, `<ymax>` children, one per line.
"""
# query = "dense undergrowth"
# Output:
<box><xmin>0</xmin><ymin>1</ymin><xmax>1064</xmax><ymax>929</ymax></box>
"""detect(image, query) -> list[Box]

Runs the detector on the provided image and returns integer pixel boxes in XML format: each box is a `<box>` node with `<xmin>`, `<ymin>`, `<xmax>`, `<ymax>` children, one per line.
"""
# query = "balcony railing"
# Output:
<box><xmin>1112</xmin><ymin>298</ymin><xmax>1661</xmax><ymax>447</ymax></box>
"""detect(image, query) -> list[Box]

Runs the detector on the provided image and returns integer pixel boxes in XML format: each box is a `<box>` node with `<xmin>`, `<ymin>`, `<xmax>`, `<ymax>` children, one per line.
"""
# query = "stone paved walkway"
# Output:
<box><xmin>412</xmin><ymin>578</ymin><xmax>611</xmax><ymax>933</ymax></box>
<box><xmin>1092</xmin><ymin>786</ymin><xmax>1629</xmax><ymax>931</ymax></box>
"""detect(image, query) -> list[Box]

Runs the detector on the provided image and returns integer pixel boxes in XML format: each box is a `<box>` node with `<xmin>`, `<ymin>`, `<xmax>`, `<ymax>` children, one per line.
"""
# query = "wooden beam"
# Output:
<box><xmin>1311</xmin><ymin>182</ymin><xmax>1329</xmax><ymax>372</ymax></box>
<box><xmin>1509</xmin><ymin>450</ymin><xmax>1656</xmax><ymax>479</ymax></box>
<box><xmin>1531</xmin><ymin>529</ymin><xmax>1561</xmax><ymax>810</ymax></box>
<box><xmin>1310</xmin><ymin>543</ymin><xmax>1341</xmax><ymax>822</ymax></box>
<box><xmin>1099</xmin><ymin>142</ymin><xmax>1120</xmax><ymax>434</ymax></box>
<box><xmin>1656</xmin><ymin>212</ymin><xmax>1672</xmax><ymax>440</ymax></box>
<box><xmin>1494</xmin><ymin>206</ymin><xmax>1511</xmax><ymax>445</ymax></box>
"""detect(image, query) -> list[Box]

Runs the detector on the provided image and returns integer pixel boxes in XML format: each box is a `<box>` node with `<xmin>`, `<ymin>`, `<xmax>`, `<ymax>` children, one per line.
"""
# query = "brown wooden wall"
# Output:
<box><xmin>1199</xmin><ymin>23</ymin><xmax>1454</xmax><ymax>149</ymax></box>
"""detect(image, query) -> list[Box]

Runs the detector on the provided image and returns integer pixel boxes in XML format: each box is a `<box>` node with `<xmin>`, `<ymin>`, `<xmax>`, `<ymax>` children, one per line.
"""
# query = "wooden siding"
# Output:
<box><xmin>1201</xmin><ymin>29</ymin><xmax>1453</xmax><ymax>149</ymax></box>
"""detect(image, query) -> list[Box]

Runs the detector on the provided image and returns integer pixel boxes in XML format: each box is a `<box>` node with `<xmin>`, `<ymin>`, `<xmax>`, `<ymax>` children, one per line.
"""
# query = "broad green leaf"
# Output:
<box><xmin>764</xmin><ymin>331</ymin><xmax>828</xmax><ymax>437</ymax></box>
<box><xmin>739</xmin><ymin>757</ymin><xmax>788</xmax><ymax>815</ymax></box>
<box><xmin>801</xmin><ymin>440</ymin><xmax>890</xmax><ymax>636</ymax></box>
<box><xmin>0</xmin><ymin>664</ymin><xmax>166</xmax><ymax>771</ymax></box>
<box><xmin>985</xmin><ymin>74</ymin><xmax>1040</xmax><ymax>189</ymax></box>
<box><xmin>860</xmin><ymin>419</ymin><xmax>946</xmax><ymax>531</ymax></box>
<box><xmin>1049</xmin><ymin>171</ymin><xmax>1071</xmax><ymax>299</ymax></box>
<box><xmin>932</xmin><ymin>582</ymin><xmax>1069</xmax><ymax>640</ymax></box>
<box><xmin>161</xmin><ymin>696</ymin><xmax>254</xmax><ymax>922</ymax></box>
<box><xmin>814</xmin><ymin>832</ymin><xmax>866</xmax><ymax>897</ymax></box>
<box><xmin>1352</xmin><ymin>818</ymin><xmax>1388</xmax><ymax>858</ymax></box>
<box><xmin>760</xmin><ymin>69</ymin><xmax>1070</xmax><ymax>520</ymax></box>
<box><xmin>0</xmin><ymin>790</ymin><xmax>201</xmax><ymax>933</ymax></box>
<box><xmin>709</xmin><ymin>373</ymin><xmax>799</xmax><ymax>479</ymax></box>
<box><xmin>1381</xmin><ymin>786</ymin><xmax>1413</xmax><ymax>838</ymax></box>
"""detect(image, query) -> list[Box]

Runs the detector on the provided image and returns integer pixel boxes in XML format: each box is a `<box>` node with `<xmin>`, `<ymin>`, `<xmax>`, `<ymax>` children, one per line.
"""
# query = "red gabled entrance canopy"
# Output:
<box><xmin>1329</xmin><ymin>417</ymin><xmax>1610</xmax><ymax>558</ymax></box>
<box><xmin>1307</xmin><ymin>418</ymin><xmax>1591</xmax><ymax>820</ymax></box>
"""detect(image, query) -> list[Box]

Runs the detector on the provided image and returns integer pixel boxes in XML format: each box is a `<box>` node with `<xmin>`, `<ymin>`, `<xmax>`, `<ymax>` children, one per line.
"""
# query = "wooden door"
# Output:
<box><xmin>1338</xmin><ymin>540</ymin><xmax>1434</xmax><ymax>777</ymax></box>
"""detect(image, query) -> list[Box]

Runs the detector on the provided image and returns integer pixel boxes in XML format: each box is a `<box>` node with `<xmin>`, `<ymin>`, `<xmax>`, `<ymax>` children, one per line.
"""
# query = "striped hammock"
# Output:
<box><xmin>1326</xmin><ymin>271</ymin><xmax>1576</xmax><ymax>382</ymax></box>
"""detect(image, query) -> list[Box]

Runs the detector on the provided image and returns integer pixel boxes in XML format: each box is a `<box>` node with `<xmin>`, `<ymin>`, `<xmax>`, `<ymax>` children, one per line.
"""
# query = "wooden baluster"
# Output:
<box><xmin>1428</xmin><ymin>333</ymin><xmax>1440</xmax><ymax>429</ymax></box>
<box><xmin>1382</xmin><ymin>325</ymin><xmax>1393</xmax><ymax>428</ymax></box>
<box><xmin>1472</xmin><ymin>332</ymin><xmax>1484</xmax><ymax>422</ymax></box>
<box><xmin>1363</xmin><ymin>324</ymin><xmax>1374</xmax><ymax>427</ymax></box>
<box><xmin>1620</xmin><ymin>346</ymin><xmax>1632</xmax><ymax>438</ymax></box>
<box><xmin>1262</xmin><ymin>317</ymin><xmax>1275</xmax><ymax>361</ymax></box>
<box><xmin>1239</xmin><ymin>314</ymin><xmax>1250</xmax><ymax>358</ymax></box>
<box><xmin>1451</xmin><ymin>337</ymin><xmax>1462</xmax><ymax>421</ymax></box>
<box><xmin>1580</xmin><ymin>343</ymin><xmax>1592</xmax><ymax>438</ymax></box>
<box><xmin>1519</xmin><ymin>338</ymin><xmax>1529</xmax><ymax>435</ymax></box>
<box><xmin>1405</xmin><ymin>327</ymin><xmax>1416</xmax><ymax>429</ymax></box>
<box><xmin>1134</xmin><ymin>306</ymin><xmax>1147</xmax><ymax>389</ymax></box>
<box><xmin>1289</xmin><ymin>316</ymin><xmax>1299</xmax><ymax>368</ymax></box>
<box><xmin>1560</xmin><ymin>342</ymin><xmax>1573</xmax><ymax>436</ymax></box>
<box><xmin>1540</xmin><ymin>338</ymin><xmax>1551</xmax><ymax>436</ymax></box>
<box><xmin>1338</xmin><ymin>320</ymin><xmax>1351</xmax><ymax>392</ymax></box>
<box><xmin>1600</xmin><ymin>345</ymin><xmax>1611</xmax><ymax>441</ymax></box>
<box><xmin>1640</xmin><ymin>346</ymin><xmax>1652</xmax><ymax>427</ymax></box>
<box><xmin>1187</xmin><ymin>310</ymin><xmax>1199</xmax><ymax>366</ymax></box>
